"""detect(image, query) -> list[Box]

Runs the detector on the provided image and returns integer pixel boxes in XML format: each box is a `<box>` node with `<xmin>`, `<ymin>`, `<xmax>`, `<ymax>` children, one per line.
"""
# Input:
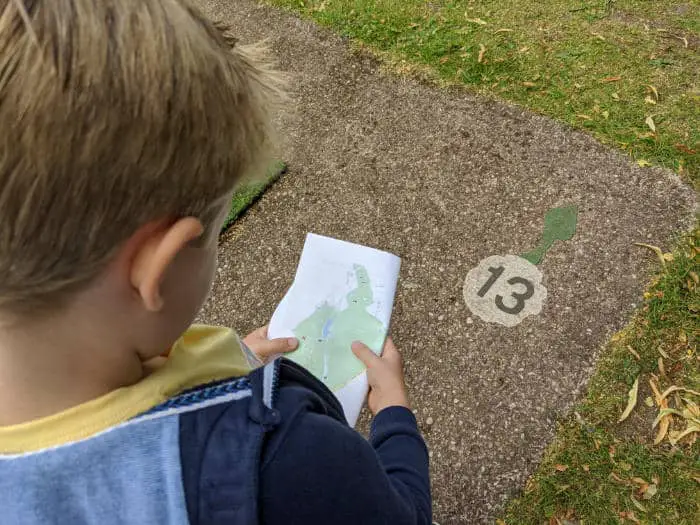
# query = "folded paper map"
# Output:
<box><xmin>268</xmin><ymin>233</ymin><xmax>401</xmax><ymax>426</ymax></box>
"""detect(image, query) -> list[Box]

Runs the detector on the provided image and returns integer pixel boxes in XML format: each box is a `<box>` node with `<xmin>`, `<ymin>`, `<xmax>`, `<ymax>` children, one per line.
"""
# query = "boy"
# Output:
<box><xmin>0</xmin><ymin>1</ymin><xmax>431</xmax><ymax>524</ymax></box>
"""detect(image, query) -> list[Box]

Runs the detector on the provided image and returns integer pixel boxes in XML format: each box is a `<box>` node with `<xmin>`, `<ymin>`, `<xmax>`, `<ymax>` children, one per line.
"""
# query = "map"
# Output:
<box><xmin>291</xmin><ymin>264</ymin><xmax>385</xmax><ymax>390</ymax></box>
<box><xmin>268</xmin><ymin>233</ymin><xmax>401</xmax><ymax>426</ymax></box>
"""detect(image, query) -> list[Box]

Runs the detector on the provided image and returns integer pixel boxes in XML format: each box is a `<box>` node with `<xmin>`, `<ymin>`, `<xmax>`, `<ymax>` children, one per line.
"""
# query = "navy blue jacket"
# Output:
<box><xmin>180</xmin><ymin>358</ymin><xmax>432</xmax><ymax>524</ymax></box>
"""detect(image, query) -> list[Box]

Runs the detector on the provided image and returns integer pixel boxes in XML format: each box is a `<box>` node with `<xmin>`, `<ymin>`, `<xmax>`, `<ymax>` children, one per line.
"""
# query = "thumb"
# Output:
<box><xmin>351</xmin><ymin>341</ymin><xmax>380</xmax><ymax>366</ymax></box>
<box><xmin>252</xmin><ymin>337</ymin><xmax>298</xmax><ymax>359</ymax></box>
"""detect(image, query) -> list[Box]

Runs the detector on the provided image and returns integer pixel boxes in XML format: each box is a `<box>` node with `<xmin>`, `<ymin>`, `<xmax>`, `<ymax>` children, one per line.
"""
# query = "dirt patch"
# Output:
<box><xmin>195</xmin><ymin>1</ymin><xmax>696</xmax><ymax>523</ymax></box>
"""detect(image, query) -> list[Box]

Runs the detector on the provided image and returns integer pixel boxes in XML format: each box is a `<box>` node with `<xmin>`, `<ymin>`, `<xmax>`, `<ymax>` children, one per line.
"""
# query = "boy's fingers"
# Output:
<box><xmin>251</xmin><ymin>337</ymin><xmax>298</xmax><ymax>358</ymax></box>
<box><xmin>351</xmin><ymin>341</ymin><xmax>380</xmax><ymax>366</ymax></box>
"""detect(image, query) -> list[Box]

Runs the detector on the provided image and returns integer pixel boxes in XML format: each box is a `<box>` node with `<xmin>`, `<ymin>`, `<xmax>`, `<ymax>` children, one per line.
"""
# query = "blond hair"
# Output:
<box><xmin>0</xmin><ymin>0</ymin><xmax>283</xmax><ymax>313</ymax></box>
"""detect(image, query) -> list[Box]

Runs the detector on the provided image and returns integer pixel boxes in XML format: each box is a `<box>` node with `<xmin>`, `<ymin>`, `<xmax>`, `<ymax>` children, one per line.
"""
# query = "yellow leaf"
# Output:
<box><xmin>637</xmin><ymin>159</ymin><xmax>652</xmax><ymax>167</ymax></box>
<box><xmin>465</xmin><ymin>17</ymin><xmax>487</xmax><ymax>25</ymax></box>
<box><xmin>627</xmin><ymin>345</ymin><xmax>641</xmax><ymax>360</ymax></box>
<box><xmin>644</xmin><ymin>396</ymin><xmax>655</xmax><ymax>407</ymax></box>
<box><xmin>645</xmin><ymin>96</ymin><xmax>657</xmax><ymax>105</ymax></box>
<box><xmin>658</xmin><ymin>357</ymin><xmax>666</xmax><ymax>377</ymax></box>
<box><xmin>630</xmin><ymin>496</ymin><xmax>647</xmax><ymax>512</ymax></box>
<box><xmin>576</xmin><ymin>114</ymin><xmax>592</xmax><ymax>120</ymax></box>
<box><xmin>662</xmin><ymin>252</ymin><xmax>674</xmax><ymax>262</ymax></box>
<box><xmin>654</xmin><ymin>416</ymin><xmax>670</xmax><ymax>444</ymax></box>
<box><xmin>618</xmin><ymin>376</ymin><xmax>639</xmax><ymax>423</ymax></box>
<box><xmin>645</xmin><ymin>116</ymin><xmax>656</xmax><ymax>132</ymax></box>
<box><xmin>634</xmin><ymin>242</ymin><xmax>666</xmax><ymax>267</ymax></box>
<box><xmin>602</xmin><ymin>110</ymin><xmax>610</xmax><ymax>119</ymax></box>
<box><xmin>660</xmin><ymin>385</ymin><xmax>700</xmax><ymax>402</ymax></box>
<box><xmin>641</xmin><ymin>483</ymin><xmax>658</xmax><ymax>500</ymax></box>
<box><xmin>478</xmin><ymin>44</ymin><xmax>486</xmax><ymax>63</ymax></box>
<box><xmin>647</xmin><ymin>85</ymin><xmax>659</xmax><ymax>100</ymax></box>
<box><xmin>523</xmin><ymin>81</ymin><xmax>537</xmax><ymax>87</ymax></box>
<box><xmin>612</xmin><ymin>92</ymin><xmax>620</xmax><ymax>100</ymax></box>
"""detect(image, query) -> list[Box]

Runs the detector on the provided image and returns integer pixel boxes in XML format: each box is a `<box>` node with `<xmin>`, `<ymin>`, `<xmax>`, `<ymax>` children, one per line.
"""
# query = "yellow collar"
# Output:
<box><xmin>0</xmin><ymin>325</ymin><xmax>251</xmax><ymax>454</ymax></box>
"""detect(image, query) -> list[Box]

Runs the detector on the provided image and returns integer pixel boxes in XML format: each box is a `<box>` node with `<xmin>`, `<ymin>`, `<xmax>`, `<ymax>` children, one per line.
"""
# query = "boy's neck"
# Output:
<box><xmin>0</xmin><ymin>312</ymin><xmax>146</xmax><ymax>427</ymax></box>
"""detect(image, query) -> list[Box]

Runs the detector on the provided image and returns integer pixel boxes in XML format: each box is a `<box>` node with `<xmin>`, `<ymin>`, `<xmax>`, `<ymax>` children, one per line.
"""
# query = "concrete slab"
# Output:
<box><xmin>195</xmin><ymin>1</ymin><xmax>697</xmax><ymax>522</ymax></box>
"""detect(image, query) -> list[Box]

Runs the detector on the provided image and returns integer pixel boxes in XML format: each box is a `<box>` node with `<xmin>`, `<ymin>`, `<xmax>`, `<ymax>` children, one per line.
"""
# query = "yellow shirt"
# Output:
<box><xmin>0</xmin><ymin>325</ymin><xmax>253</xmax><ymax>454</ymax></box>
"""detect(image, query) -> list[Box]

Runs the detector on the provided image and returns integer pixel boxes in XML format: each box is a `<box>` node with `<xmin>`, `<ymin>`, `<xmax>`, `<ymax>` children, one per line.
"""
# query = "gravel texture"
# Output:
<box><xmin>195</xmin><ymin>1</ymin><xmax>697</xmax><ymax>522</ymax></box>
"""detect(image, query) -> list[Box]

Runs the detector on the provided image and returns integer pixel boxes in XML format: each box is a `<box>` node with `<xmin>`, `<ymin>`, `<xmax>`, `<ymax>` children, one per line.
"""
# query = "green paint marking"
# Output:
<box><xmin>288</xmin><ymin>264</ymin><xmax>385</xmax><ymax>391</ymax></box>
<box><xmin>522</xmin><ymin>206</ymin><xmax>578</xmax><ymax>264</ymax></box>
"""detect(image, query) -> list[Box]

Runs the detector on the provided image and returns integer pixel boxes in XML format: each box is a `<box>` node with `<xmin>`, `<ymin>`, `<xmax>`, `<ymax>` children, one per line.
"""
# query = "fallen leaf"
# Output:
<box><xmin>647</xmin><ymin>85</ymin><xmax>659</xmax><ymax>100</ymax></box>
<box><xmin>519</xmin><ymin>46</ymin><xmax>530</xmax><ymax>53</ymax></box>
<box><xmin>576</xmin><ymin>114</ymin><xmax>592</xmax><ymax>120</ymax></box>
<box><xmin>592</xmin><ymin>33</ymin><xmax>606</xmax><ymax>41</ymax></box>
<box><xmin>627</xmin><ymin>345</ymin><xmax>641</xmax><ymax>360</ymax></box>
<box><xmin>494</xmin><ymin>28</ymin><xmax>512</xmax><ymax>34</ymax></box>
<box><xmin>630</xmin><ymin>495</ymin><xmax>647</xmax><ymax>512</ymax></box>
<box><xmin>620</xmin><ymin>510</ymin><xmax>641</xmax><ymax>524</ymax></box>
<box><xmin>555</xmin><ymin>464</ymin><xmax>569</xmax><ymax>472</ymax></box>
<box><xmin>465</xmin><ymin>16</ymin><xmax>487</xmax><ymax>25</ymax></box>
<box><xmin>641</xmin><ymin>483</ymin><xmax>658</xmax><ymax>499</ymax></box>
<box><xmin>651</xmin><ymin>474</ymin><xmax>660</xmax><ymax>485</ymax></box>
<box><xmin>644</xmin><ymin>96</ymin><xmax>657</xmax><ymax>105</ymax></box>
<box><xmin>675</xmin><ymin>144</ymin><xmax>697</xmax><ymax>155</ymax></box>
<box><xmin>602</xmin><ymin>110</ymin><xmax>609</xmax><ymax>119</ymax></box>
<box><xmin>610</xmin><ymin>472</ymin><xmax>627</xmax><ymax>483</ymax></box>
<box><xmin>658</xmin><ymin>357</ymin><xmax>667</xmax><ymax>378</ymax></box>
<box><xmin>637</xmin><ymin>159</ymin><xmax>652</xmax><ymax>167</ymax></box>
<box><xmin>612</xmin><ymin>92</ymin><xmax>620</xmax><ymax>100</ymax></box>
<box><xmin>634</xmin><ymin>243</ymin><xmax>666</xmax><ymax>267</ymax></box>
<box><xmin>660</xmin><ymin>386</ymin><xmax>700</xmax><ymax>401</ymax></box>
<box><xmin>582</xmin><ymin>464</ymin><xmax>590</xmax><ymax>472</ymax></box>
<box><xmin>601</xmin><ymin>76</ymin><xmax>621</xmax><ymax>82</ymax></box>
<box><xmin>439</xmin><ymin>56</ymin><xmax>450</xmax><ymax>64</ymax></box>
<box><xmin>619</xmin><ymin>376</ymin><xmax>639</xmax><ymax>423</ymax></box>
<box><xmin>645</xmin><ymin>116</ymin><xmax>656</xmax><ymax>132</ymax></box>
<box><xmin>478</xmin><ymin>44</ymin><xmax>486</xmax><ymax>63</ymax></box>
<box><xmin>522</xmin><ymin>81</ymin><xmax>537</xmax><ymax>87</ymax></box>
<box><xmin>644</xmin><ymin>396</ymin><xmax>655</xmax><ymax>407</ymax></box>
<box><xmin>631</xmin><ymin>477</ymin><xmax>648</xmax><ymax>485</ymax></box>
<box><xmin>496</xmin><ymin>520</ymin><xmax>506</xmax><ymax>525</ymax></box>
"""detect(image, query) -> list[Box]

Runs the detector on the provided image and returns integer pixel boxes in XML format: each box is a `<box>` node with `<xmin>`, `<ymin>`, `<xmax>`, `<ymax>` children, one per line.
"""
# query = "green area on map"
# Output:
<box><xmin>288</xmin><ymin>264</ymin><xmax>385</xmax><ymax>391</ymax></box>
<box><xmin>522</xmin><ymin>205</ymin><xmax>579</xmax><ymax>264</ymax></box>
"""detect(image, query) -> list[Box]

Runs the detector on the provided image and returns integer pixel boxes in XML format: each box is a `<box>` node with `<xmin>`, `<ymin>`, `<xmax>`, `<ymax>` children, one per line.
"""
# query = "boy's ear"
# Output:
<box><xmin>130</xmin><ymin>217</ymin><xmax>204</xmax><ymax>312</ymax></box>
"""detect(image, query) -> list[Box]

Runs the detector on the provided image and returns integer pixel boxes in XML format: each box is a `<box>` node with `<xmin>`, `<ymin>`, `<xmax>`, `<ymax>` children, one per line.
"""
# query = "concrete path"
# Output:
<box><xmin>196</xmin><ymin>1</ymin><xmax>697</xmax><ymax>523</ymax></box>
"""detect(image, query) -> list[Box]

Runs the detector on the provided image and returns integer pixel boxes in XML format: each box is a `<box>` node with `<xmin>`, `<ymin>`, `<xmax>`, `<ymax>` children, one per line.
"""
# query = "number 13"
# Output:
<box><xmin>477</xmin><ymin>266</ymin><xmax>535</xmax><ymax>315</ymax></box>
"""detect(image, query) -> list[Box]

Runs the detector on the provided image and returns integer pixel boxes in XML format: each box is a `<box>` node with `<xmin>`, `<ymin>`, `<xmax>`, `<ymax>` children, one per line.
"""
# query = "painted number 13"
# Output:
<box><xmin>477</xmin><ymin>266</ymin><xmax>535</xmax><ymax>315</ymax></box>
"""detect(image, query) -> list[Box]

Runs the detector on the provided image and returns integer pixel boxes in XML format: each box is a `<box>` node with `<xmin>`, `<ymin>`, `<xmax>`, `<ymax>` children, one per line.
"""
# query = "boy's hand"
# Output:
<box><xmin>243</xmin><ymin>325</ymin><xmax>298</xmax><ymax>364</ymax></box>
<box><xmin>352</xmin><ymin>337</ymin><xmax>410</xmax><ymax>416</ymax></box>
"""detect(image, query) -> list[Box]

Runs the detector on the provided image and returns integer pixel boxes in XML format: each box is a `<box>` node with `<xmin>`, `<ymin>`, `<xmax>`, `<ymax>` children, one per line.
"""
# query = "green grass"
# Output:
<box><xmin>268</xmin><ymin>0</ymin><xmax>699</xmax><ymax>185</ymax></box>
<box><xmin>261</xmin><ymin>1</ymin><xmax>700</xmax><ymax>521</ymax></box>
<box><xmin>222</xmin><ymin>161</ymin><xmax>287</xmax><ymax>233</ymax></box>
<box><xmin>502</xmin><ymin>231</ymin><xmax>699</xmax><ymax>523</ymax></box>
